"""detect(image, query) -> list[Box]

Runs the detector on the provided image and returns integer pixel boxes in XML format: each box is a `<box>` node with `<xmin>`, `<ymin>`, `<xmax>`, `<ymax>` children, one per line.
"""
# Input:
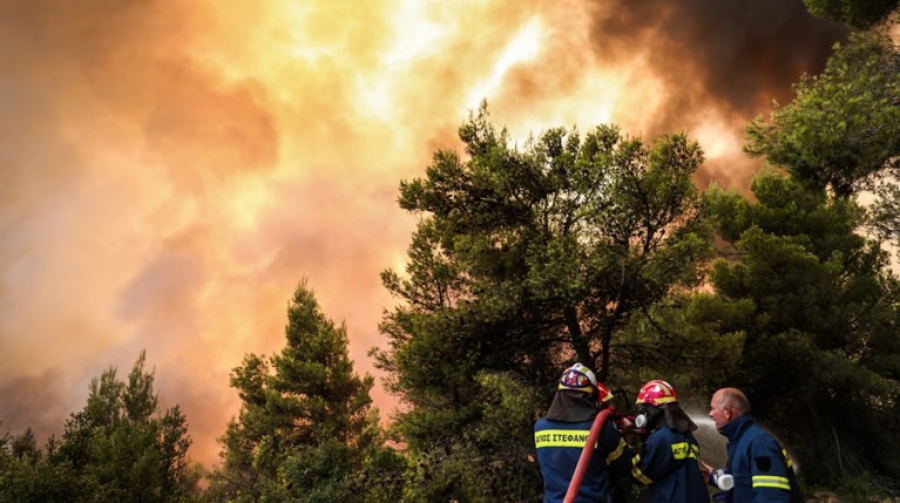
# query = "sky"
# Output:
<box><xmin>0</xmin><ymin>0</ymin><xmax>845</xmax><ymax>465</ymax></box>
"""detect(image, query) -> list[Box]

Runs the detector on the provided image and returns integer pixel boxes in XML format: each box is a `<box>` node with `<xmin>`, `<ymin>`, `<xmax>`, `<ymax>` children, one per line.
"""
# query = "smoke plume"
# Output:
<box><xmin>0</xmin><ymin>0</ymin><xmax>843</xmax><ymax>464</ymax></box>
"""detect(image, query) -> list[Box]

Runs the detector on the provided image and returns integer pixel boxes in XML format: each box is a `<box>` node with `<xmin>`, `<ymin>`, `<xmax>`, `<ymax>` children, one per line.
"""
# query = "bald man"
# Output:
<box><xmin>702</xmin><ymin>388</ymin><xmax>803</xmax><ymax>502</ymax></box>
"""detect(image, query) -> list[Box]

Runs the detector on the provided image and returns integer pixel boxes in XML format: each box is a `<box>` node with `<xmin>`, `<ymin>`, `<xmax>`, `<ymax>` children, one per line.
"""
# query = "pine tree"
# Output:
<box><xmin>696</xmin><ymin>170</ymin><xmax>900</xmax><ymax>488</ymax></box>
<box><xmin>211</xmin><ymin>280</ymin><xmax>395</xmax><ymax>502</ymax></box>
<box><xmin>0</xmin><ymin>353</ymin><xmax>199</xmax><ymax>503</ymax></box>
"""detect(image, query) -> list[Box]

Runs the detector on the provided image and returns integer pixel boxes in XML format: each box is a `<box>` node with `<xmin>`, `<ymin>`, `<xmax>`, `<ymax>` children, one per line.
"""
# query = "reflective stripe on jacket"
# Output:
<box><xmin>535</xmin><ymin>416</ymin><xmax>631</xmax><ymax>503</ymax></box>
<box><xmin>721</xmin><ymin>415</ymin><xmax>803</xmax><ymax>503</ymax></box>
<box><xmin>631</xmin><ymin>427</ymin><xmax>709</xmax><ymax>503</ymax></box>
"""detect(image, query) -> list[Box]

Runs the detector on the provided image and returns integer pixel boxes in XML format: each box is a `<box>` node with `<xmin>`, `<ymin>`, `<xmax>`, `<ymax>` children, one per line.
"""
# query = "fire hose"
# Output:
<box><xmin>560</xmin><ymin>408</ymin><xmax>733</xmax><ymax>501</ymax></box>
<box><xmin>562</xmin><ymin>407</ymin><xmax>614</xmax><ymax>503</ymax></box>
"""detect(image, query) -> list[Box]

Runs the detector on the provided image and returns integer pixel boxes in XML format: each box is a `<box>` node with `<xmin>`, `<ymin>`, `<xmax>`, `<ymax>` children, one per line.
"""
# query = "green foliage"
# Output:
<box><xmin>398</xmin><ymin>372</ymin><xmax>543</xmax><ymax>503</ymax></box>
<box><xmin>276</xmin><ymin>440</ymin><xmax>353</xmax><ymax>503</ymax></box>
<box><xmin>0</xmin><ymin>353</ymin><xmax>201</xmax><ymax>503</ymax></box>
<box><xmin>699</xmin><ymin>170</ymin><xmax>900</xmax><ymax>489</ymax></box>
<box><xmin>745</xmin><ymin>32</ymin><xmax>900</xmax><ymax>198</ymax></box>
<box><xmin>0</xmin><ymin>426</ymin><xmax>68</xmax><ymax>503</ymax></box>
<box><xmin>58</xmin><ymin>352</ymin><xmax>198</xmax><ymax>502</ymax></box>
<box><xmin>611</xmin><ymin>291</ymin><xmax>749</xmax><ymax>402</ymax></box>
<box><xmin>803</xmin><ymin>0</ymin><xmax>899</xmax><ymax>29</ymax></box>
<box><xmin>376</xmin><ymin>103</ymin><xmax>711</xmax><ymax>455</ymax></box>
<box><xmin>725</xmin><ymin>23</ymin><xmax>900</xmax><ymax>489</ymax></box>
<box><xmin>740</xmin><ymin>27</ymin><xmax>900</xmax><ymax>490</ymax></box>
<box><xmin>210</xmin><ymin>279</ymin><xmax>395</xmax><ymax>502</ymax></box>
<box><xmin>870</xmin><ymin>181</ymin><xmax>900</xmax><ymax>246</ymax></box>
<box><xmin>804</xmin><ymin>477</ymin><xmax>900</xmax><ymax>503</ymax></box>
<box><xmin>0</xmin><ymin>442</ymin><xmax>80</xmax><ymax>503</ymax></box>
<box><xmin>346</xmin><ymin>444</ymin><xmax>408</xmax><ymax>503</ymax></box>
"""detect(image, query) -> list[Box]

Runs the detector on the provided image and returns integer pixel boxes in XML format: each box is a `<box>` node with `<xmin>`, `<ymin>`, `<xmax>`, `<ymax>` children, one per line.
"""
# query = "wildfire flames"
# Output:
<box><xmin>0</xmin><ymin>0</ymin><xmax>843</xmax><ymax>464</ymax></box>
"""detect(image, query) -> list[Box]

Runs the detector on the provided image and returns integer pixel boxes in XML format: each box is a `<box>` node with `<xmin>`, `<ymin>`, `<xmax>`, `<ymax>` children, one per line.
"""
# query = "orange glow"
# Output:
<box><xmin>0</xmin><ymin>0</ymin><xmax>844</xmax><ymax>466</ymax></box>
<box><xmin>466</xmin><ymin>17</ymin><xmax>545</xmax><ymax>109</ymax></box>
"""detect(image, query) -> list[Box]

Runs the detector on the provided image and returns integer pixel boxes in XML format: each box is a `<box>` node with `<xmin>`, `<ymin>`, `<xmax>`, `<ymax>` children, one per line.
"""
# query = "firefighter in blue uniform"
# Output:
<box><xmin>629</xmin><ymin>380</ymin><xmax>709</xmax><ymax>503</ymax></box>
<box><xmin>534</xmin><ymin>363</ymin><xmax>632</xmax><ymax>503</ymax></box>
<box><xmin>703</xmin><ymin>387</ymin><xmax>803</xmax><ymax>502</ymax></box>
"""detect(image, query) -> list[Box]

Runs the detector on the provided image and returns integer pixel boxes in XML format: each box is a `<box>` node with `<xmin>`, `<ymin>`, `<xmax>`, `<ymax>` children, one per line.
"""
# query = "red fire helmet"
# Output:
<box><xmin>595</xmin><ymin>380</ymin><xmax>614</xmax><ymax>404</ymax></box>
<box><xmin>635</xmin><ymin>379</ymin><xmax>678</xmax><ymax>406</ymax></box>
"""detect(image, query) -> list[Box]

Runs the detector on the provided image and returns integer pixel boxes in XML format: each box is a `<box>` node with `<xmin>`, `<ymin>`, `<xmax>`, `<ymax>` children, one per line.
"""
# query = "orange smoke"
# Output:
<box><xmin>0</xmin><ymin>0</ymin><xmax>843</xmax><ymax>465</ymax></box>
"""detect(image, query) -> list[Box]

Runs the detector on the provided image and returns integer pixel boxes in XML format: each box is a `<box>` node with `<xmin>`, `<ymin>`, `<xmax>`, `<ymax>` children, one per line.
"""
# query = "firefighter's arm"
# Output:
<box><xmin>749</xmin><ymin>437</ymin><xmax>794</xmax><ymax>503</ymax></box>
<box><xmin>600</xmin><ymin>422</ymin><xmax>634</xmax><ymax>484</ymax></box>
<box><xmin>629</xmin><ymin>434</ymin><xmax>670</xmax><ymax>486</ymax></box>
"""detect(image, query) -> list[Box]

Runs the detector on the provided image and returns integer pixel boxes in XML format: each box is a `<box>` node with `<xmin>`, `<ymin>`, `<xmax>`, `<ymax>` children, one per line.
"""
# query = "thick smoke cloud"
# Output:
<box><xmin>587</xmin><ymin>0</ymin><xmax>846</xmax><ymax>187</ymax></box>
<box><xmin>0</xmin><ymin>0</ymin><xmax>843</xmax><ymax>464</ymax></box>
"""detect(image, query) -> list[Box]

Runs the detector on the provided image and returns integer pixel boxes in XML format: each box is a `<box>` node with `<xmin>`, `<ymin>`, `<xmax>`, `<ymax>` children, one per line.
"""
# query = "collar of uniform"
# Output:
<box><xmin>720</xmin><ymin>413</ymin><xmax>753</xmax><ymax>441</ymax></box>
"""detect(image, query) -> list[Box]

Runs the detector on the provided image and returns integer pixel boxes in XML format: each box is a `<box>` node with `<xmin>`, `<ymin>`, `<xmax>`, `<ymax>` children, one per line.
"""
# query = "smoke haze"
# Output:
<box><xmin>0</xmin><ymin>0</ymin><xmax>844</xmax><ymax>464</ymax></box>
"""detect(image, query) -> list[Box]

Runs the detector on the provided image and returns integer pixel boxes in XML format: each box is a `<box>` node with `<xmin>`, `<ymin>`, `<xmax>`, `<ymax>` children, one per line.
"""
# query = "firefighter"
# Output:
<box><xmin>629</xmin><ymin>380</ymin><xmax>708</xmax><ymax>503</ymax></box>
<box><xmin>702</xmin><ymin>387</ymin><xmax>803</xmax><ymax>502</ymax></box>
<box><xmin>534</xmin><ymin>363</ymin><xmax>632</xmax><ymax>503</ymax></box>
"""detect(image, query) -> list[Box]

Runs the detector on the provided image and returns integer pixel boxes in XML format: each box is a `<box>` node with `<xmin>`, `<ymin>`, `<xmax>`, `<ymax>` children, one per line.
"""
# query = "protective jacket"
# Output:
<box><xmin>630</xmin><ymin>427</ymin><xmax>708</xmax><ymax>503</ymax></box>
<box><xmin>535</xmin><ymin>415</ymin><xmax>630</xmax><ymax>503</ymax></box>
<box><xmin>720</xmin><ymin>415</ymin><xmax>803</xmax><ymax>503</ymax></box>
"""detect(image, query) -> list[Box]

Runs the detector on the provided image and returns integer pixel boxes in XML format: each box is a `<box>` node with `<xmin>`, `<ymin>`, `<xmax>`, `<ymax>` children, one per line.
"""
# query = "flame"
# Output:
<box><xmin>467</xmin><ymin>17</ymin><xmax>545</xmax><ymax>109</ymax></box>
<box><xmin>692</xmin><ymin>115</ymin><xmax>743</xmax><ymax>160</ymax></box>
<box><xmin>0</xmin><ymin>0</ymin><xmax>844</xmax><ymax>467</ymax></box>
